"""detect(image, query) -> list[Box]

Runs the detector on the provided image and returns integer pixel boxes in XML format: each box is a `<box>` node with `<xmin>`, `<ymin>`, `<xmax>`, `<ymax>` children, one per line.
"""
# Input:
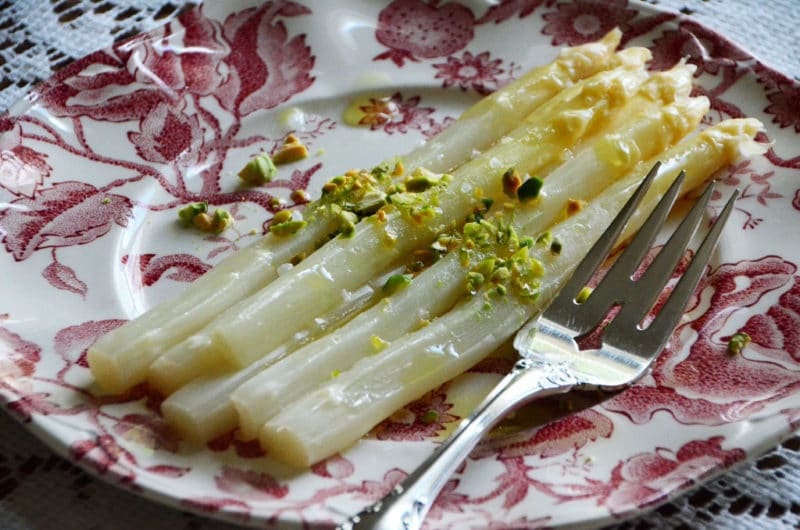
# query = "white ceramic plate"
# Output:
<box><xmin>2</xmin><ymin>0</ymin><xmax>800</xmax><ymax>528</ymax></box>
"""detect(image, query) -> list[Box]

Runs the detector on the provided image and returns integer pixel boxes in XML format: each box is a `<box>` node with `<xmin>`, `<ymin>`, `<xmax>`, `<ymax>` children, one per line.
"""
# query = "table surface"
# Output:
<box><xmin>1</xmin><ymin>1</ymin><xmax>799</xmax><ymax>529</ymax></box>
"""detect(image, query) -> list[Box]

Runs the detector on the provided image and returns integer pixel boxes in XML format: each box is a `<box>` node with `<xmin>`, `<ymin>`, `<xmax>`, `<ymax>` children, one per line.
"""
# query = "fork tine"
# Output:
<box><xmin>606</xmin><ymin>181</ymin><xmax>716</xmax><ymax>340</ymax></box>
<box><xmin>568</xmin><ymin>169</ymin><xmax>686</xmax><ymax>335</ymax></box>
<box><xmin>639</xmin><ymin>188</ymin><xmax>739</xmax><ymax>353</ymax></box>
<box><xmin>546</xmin><ymin>162</ymin><xmax>661</xmax><ymax>319</ymax></box>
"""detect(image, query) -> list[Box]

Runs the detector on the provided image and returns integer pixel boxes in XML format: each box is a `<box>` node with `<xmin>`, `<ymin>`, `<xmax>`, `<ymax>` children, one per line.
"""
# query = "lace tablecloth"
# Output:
<box><xmin>1</xmin><ymin>1</ymin><xmax>799</xmax><ymax>529</ymax></box>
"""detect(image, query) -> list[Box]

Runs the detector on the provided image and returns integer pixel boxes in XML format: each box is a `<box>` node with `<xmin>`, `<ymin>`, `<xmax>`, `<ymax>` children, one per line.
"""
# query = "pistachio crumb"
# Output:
<box><xmin>566</xmin><ymin>198</ymin><xmax>587</xmax><ymax>217</ymax></box>
<box><xmin>517</xmin><ymin>175</ymin><xmax>544</xmax><ymax>202</ymax></box>
<box><xmin>101</xmin><ymin>197</ymin><xmax>111</xmax><ymax>205</ymax></box>
<box><xmin>727</xmin><ymin>332</ymin><xmax>751</xmax><ymax>356</ymax></box>
<box><xmin>382</xmin><ymin>273</ymin><xmax>412</xmax><ymax>295</ymax></box>
<box><xmin>421</xmin><ymin>410</ymin><xmax>439</xmax><ymax>424</ymax></box>
<box><xmin>273</xmin><ymin>134</ymin><xmax>309</xmax><ymax>164</ymax></box>
<box><xmin>576</xmin><ymin>286</ymin><xmax>593</xmax><ymax>304</ymax></box>
<box><xmin>393</xmin><ymin>161</ymin><xmax>405</xmax><ymax>176</ymax></box>
<box><xmin>178</xmin><ymin>201</ymin><xmax>208</xmax><ymax>227</ymax></box>
<box><xmin>238</xmin><ymin>153</ymin><xmax>277</xmax><ymax>184</ymax></box>
<box><xmin>290</xmin><ymin>189</ymin><xmax>309</xmax><ymax>203</ymax></box>
<box><xmin>331</xmin><ymin>369</ymin><xmax>341</xmax><ymax>379</ymax></box>
<box><xmin>502</xmin><ymin>168</ymin><xmax>522</xmax><ymax>198</ymax></box>
<box><xmin>249</xmin><ymin>228</ymin><xmax>259</xmax><ymax>236</ymax></box>
<box><xmin>370</xmin><ymin>335</ymin><xmax>390</xmax><ymax>352</ymax></box>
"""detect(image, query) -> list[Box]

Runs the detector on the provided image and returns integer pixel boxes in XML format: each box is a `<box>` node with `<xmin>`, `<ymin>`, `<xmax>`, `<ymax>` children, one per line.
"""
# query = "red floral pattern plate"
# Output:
<box><xmin>1</xmin><ymin>1</ymin><xmax>800</xmax><ymax>528</ymax></box>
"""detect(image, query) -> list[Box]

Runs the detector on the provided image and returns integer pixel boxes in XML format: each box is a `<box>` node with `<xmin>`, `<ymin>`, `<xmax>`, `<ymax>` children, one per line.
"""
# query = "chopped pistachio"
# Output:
<box><xmin>290</xmin><ymin>189</ymin><xmax>309</xmax><ymax>203</ymax></box>
<box><xmin>370</xmin><ymin>335</ymin><xmax>390</xmax><ymax>352</ymax></box>
<box><xmin>421</xmin><ymin>410</ymin><xmax>439</xmax><ymax>424</ymax></box>
<box><xmin>331</xmin><ymin>369</ymin><xmax>341</xmax><ymax>379</ymax></box>
<box><xmin>269</xmin><ymin>197</ymin><xmax>284</xmax><ymax>209</ymax></box>
<box><xmin>338</xmin><ymin>210</ymin><xmax>359</xmax><ymax>238</ymax></box>
<box><xmin>192</xmin><ymin>212</ymin><xmax>213</xmax><ymax>231</ymax></box>
<box><xmin>517</xmin><ymin>175</ymin><xmax>544</xmax><ymax>202</ymax></box>
<box><xmin>727</xmin><ymin>332</ymin><xmax>751</xmax><ymax>356</ymax></box>
<box><xmin>273</xmin><ymin>134</ymin><xmax>309</xmax><ymax>164</ymax></box>
<box><xmin>249</xmin><ymin>228</ymin><xmax>259</xmax><ymax>236</ymax></box>
<box><xmin>211</xmin><ymin>209</ymin><xmax>234</xmax><ymax>233</ymax></box>
<box><xmin>490</xmin><ymin>266</ymin><xmax>511</xmax><ymax>283</ymax></box>
<box><xmin>476</xmin><ymin>257</ymin><xmax>496</xmax><ymax>277</ymax></box>
<box><xmin>178</xmin><ymin>201</ymin><xmax>208</xmax><ymax>226</ymax></box>
<box><xmin>466</xmin><ymin>272</ymin><xmax>484</xmax><ymax>294</ymax></box>
<box><xmin>536</xmin><ymin>230</ymin><xmax>552</xmax><ymax>246</ymax></box>
<box><xmin>519</xmin><ymin>236</ymin><xmax>534</xmax><ymax>248</ymax></box>
<box><xmin>271</xmin><ymin>209</ymin><xmax>293</xmax><ymax>225</ymax></box>
<box><xmin>550</xmin><ymin>238</ymin><xmax>563</xmax><ymax>255</ymax></box>
<box><xmin>238</xmin><ymin>153</ymin><xmax>277</xmax><ymax>184</ymax></box>
<box><xmin>502</xmin><ymin>168</ymin><xmax>523</xmax><ymax>198</ymax></box>
<box><xmin>270</xmin><ymin>219</ymin><xmax>307</xmax><ymax>236</ymax></box>
<box><xmin>576</xmin><ymin>286</ymin><xmax>593</xmax><ymax>304</ymax></box>
<box><xmin>382</xmin><ymin>273</ymin><xmax>412</xmax><ymax>295</ymax></box>
<box><xmin>393</xmin><ymin>161</ymin><xmax>405</xmax><ymax>176</ymax></box>
<box><xmin>101</xmin><ymin>196</ymin><xmax>111</xmax><ymax>205</ymax></box>
<box><xmin>566</xmin><ymin>198</ymin><xmax>586</xmax><ymax>216</ymax></box>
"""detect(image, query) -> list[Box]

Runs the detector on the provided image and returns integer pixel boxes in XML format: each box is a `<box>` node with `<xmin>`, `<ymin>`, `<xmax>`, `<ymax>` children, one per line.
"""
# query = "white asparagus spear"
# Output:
<box><xmin>88</xmin><ymin>34</ymin><xmax>641</xmax><ymax>394</ymax></box>
<box><xmin>258</xmin><ymin>119</ymin><xmax>766</xmax><ymax>467</ymax></box>
<box><xmin>403</xmin><ymin>29</ymin><xmax>626</xmax><ymax>173</ymax></box>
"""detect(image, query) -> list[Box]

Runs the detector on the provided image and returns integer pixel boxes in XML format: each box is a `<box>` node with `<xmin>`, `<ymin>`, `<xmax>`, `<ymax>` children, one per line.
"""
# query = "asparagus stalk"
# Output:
<box><xmin>403</xmin><ymin>29</ymin><xmax>628</xmax><ymax>173</ymax></box>
<box><xmin>258</xmin><ymin>119</ymin><xmax>766</xmax><ymax>467</ymax></box>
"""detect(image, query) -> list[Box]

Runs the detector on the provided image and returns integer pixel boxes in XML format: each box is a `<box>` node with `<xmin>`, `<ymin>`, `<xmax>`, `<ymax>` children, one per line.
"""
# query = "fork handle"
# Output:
<box><xmin>340</xmin><ymin>358</ymin><xmax>580</xmax><ymax>530</ymax></box>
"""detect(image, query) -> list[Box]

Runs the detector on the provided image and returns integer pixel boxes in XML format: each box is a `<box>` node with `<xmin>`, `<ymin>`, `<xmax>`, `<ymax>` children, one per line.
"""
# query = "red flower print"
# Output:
<box><xmin>214</xmin><ymin>465</ymin><xmax>289</xmax><ymax>500</ymax></box>
<box><xmin>0</xmin><ymin>316</ymin><xmax>41</xmax><ymax>381</ymax></box>
<box><xmin>357</xmin><ymin>93</ymin><xmax>435</xmax><ymax>135</ymax></box>
<box><xmin>0</xmin><ymin>120</ymin><xmax>51</xmax><ymax>198</ymax></box>
<box><xmin>54</xmin><ymin>319</ymin><xmax>126</xmax><ymax>369</ymax></box>
<box><xmin>123</xmin><ymin>8</ymin><xmax>230</xmax><ymax>97</ymax></box>
<box><xmin>433</xmin><ymin>51</ymin><xmax>504</xmax><ymax>95</ymax></box>
<box><xmin>648</xmin><ymin>20</ymin><xmax>752</xmax><ymax>75</ymax></box>
<box><xmin>375</xmin><ymin>0</ymin><xmax>475</xmax><ymax>66</ymax></box>
<box><xmin>128</xmin><ymin>103</ymin><xmax>204</xmax><ymax>165</ymax></box>
<box><xmin>542</xmin><ymin>0</ymin><xmax>636</xmax><ymax>46</ymax></box>
<box><xmin>113</xmin><ymin>413</ymin><xmax>181</xmax><ymax>453</ymax></box>
<box><xmin>599</xmin><ymin>437</ymin><xmax>744</xmax><ymax>513</ymax></box>
<box><xmin>373</xmin><ymin>387</ymin><xmax>458</xmax><ymax>441</ymax></box>
<box><xmin>41</xmin><ymin>48</ymin><xmax>169</xmax><ymax>122</ymax></box>
<box><xmin>311</xmin><ymin>454</ymin><xmax>355</xmax><ymax>479</ymax></box>
<box><xmin>217</xmin><ymin>2</ymin><xmax>315</xmax><ymax>116</ymax></box>
<box><xmin>754</xmin><ymin>65</ymin><xmax>800</xmax><ymax>133</ymax></box>
<box><xmin>0</xmin><ymin>181</ymin><xmax>132</xmax><ymax>261</ymax></box>
<box><xmin>121</xmin><ymin>253</ymin><xmax>211</xmax><ymax>288</ymax></box>
<box><xmin>475</xmin><ymin>409</ymin><xmax>613</xmax><ymax>459</ymax></box>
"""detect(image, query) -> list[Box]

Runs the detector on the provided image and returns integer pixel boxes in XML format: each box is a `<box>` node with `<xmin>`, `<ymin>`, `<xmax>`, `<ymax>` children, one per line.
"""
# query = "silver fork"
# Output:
<box><xmin>338</xmin><ymin>163</ymin><xmax>739</xmax><ymax>530</ymax></box>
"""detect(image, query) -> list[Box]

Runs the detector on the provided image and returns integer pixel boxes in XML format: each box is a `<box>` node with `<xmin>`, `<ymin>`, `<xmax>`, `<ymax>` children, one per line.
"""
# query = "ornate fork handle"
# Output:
<box><xmin>340</xmin><ymin>357</ymin><xmax>580</xmax><ymax>530</ymax></box>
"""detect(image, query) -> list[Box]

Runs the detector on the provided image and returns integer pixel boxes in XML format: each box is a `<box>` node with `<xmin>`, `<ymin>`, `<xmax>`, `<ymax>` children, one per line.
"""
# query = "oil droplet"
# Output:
<box><xmin>343</xmin><ymin>93</ymin><xmax>397</xmax><ymax>127</ymax></box>
<box><xmin>279</xmin><ymin>107</ymin><xmax>306</xmax><ymax>131</ymax></box>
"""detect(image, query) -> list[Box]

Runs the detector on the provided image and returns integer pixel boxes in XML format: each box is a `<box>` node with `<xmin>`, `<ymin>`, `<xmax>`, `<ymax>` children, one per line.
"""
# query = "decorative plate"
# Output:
<box><xmin>1</xmin><ymin>0</ymin><xmax>799</xmax><ymax>528</ymax></box>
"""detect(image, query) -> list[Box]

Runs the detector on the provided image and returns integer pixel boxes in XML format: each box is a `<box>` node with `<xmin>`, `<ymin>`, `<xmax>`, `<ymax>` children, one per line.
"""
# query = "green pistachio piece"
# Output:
<box><xmin>238</xmin><ymin>153</ymin><xmax>277</xmax><ymax>185</ymax></box>
<box><xmin>382</xmin><ymin>273</ymin><xmax>413</xmax><ymax>295</ymax></box>
<box><xmin>517</xmin><ymin>175</ymin><xmax>543</xmax><ymax>202</ymax></box>
<box><xmin>178</xmin><ymin>201</ymin><xmax>208</xmax><ymax>226</ymax></box>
